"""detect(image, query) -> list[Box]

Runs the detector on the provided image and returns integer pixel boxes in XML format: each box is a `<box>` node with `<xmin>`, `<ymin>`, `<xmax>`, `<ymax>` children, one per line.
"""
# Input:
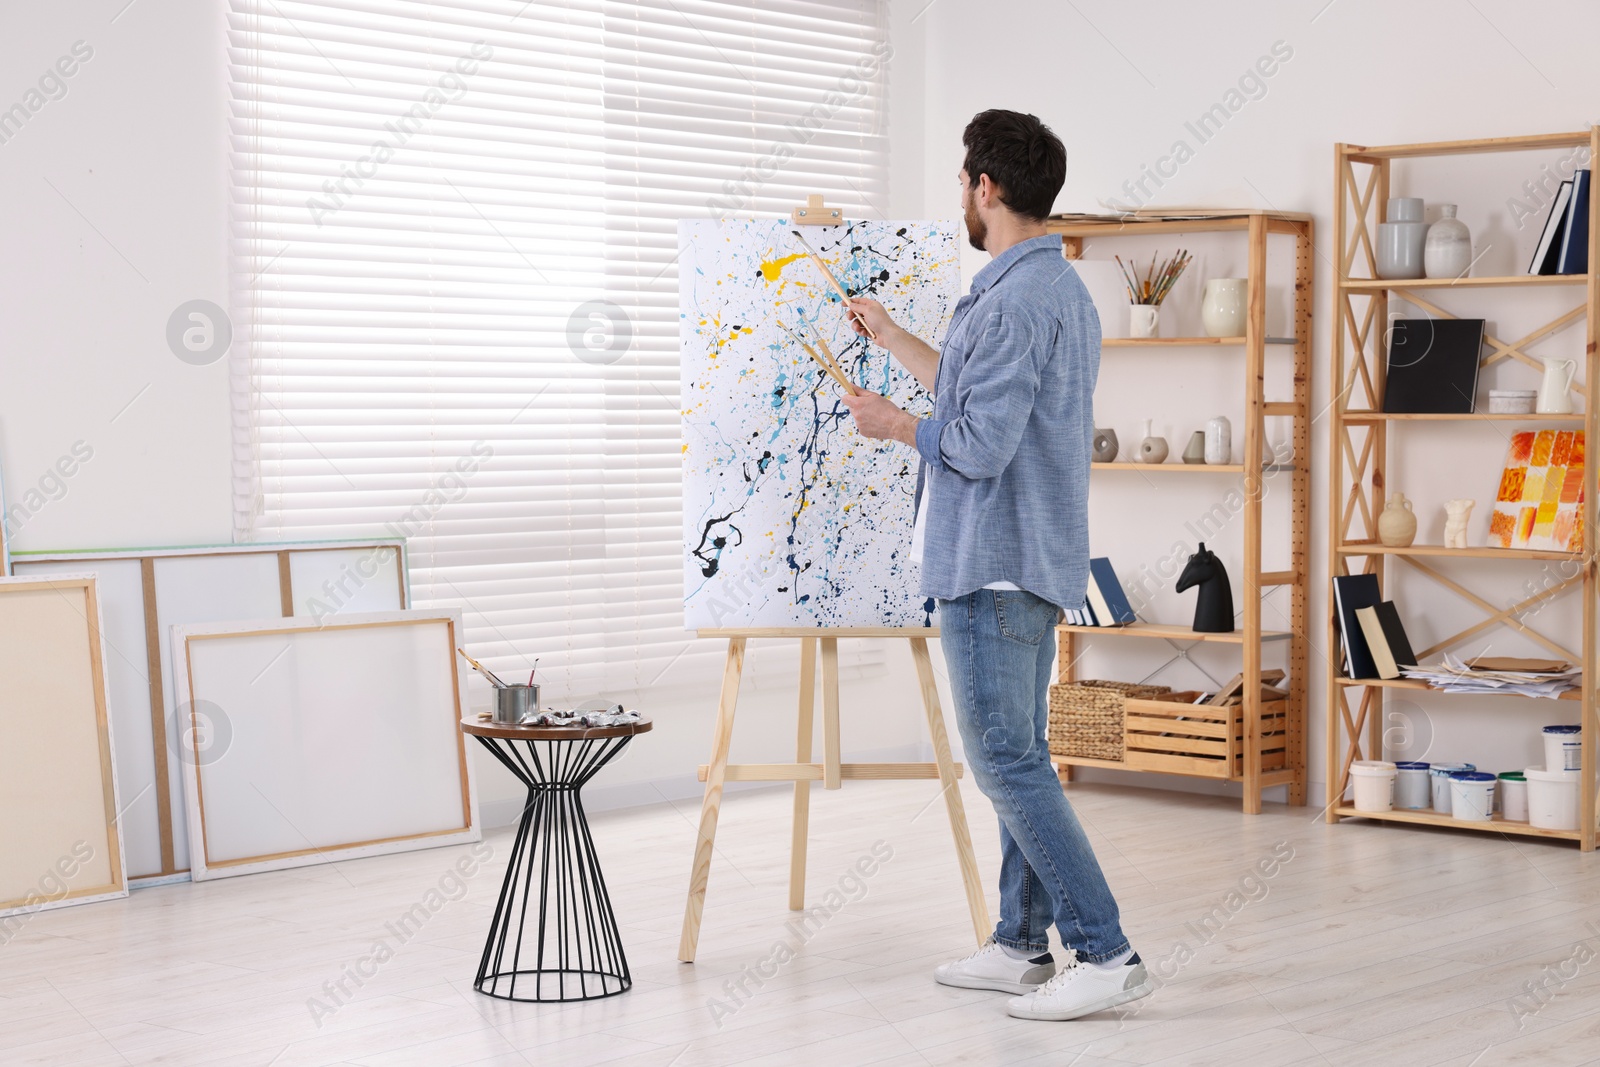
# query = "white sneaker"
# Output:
<box><xmin>1006</xmin><ymin>950</ymin><xmax>1152</xmax><ymax>1021</ymax></box>
<box><xmin>934</xmin><ymin>937</ymin><xmax>1055</xmax><ymax>994</ymax></box>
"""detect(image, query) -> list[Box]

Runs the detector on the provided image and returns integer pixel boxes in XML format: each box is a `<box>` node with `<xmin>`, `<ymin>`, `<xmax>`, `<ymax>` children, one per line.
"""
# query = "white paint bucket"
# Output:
<box><xmin>1394</xmin><ymin>761</ymin><xmax>1431</xmax><ymax>809</ymax></box>
<box><xmin>1448</xmin><ymin>771</ymin><xmax>1496</xmax><ymax>822</ymax></box>
<box><xmin>1498</xmin><ymin>772</ymin><xmax>1528</xmax><ymax>823</ymax></box>
<box><xmin>1526</xmin><ymin>766</ymin><xmax>1580</xmax><ymax>831</ymax></box>
<box><xmin>1542</xmin><ymin>725</ymin><xmax>1581</xmax><ymax>773</ymax></box>
<box><xmin>1350</xmin><ymin>760</ymin><xmax>1397</xmax><ymax>813</ymax></box>
<box><xmin>1429</xmin><ymin>762</ymin><xmax>1473</xmax><ymax>813</ymax></box>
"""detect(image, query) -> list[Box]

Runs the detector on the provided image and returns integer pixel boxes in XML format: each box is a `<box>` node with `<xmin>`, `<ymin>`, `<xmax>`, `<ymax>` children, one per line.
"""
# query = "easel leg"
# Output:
<box><xmin>678</xmin><ymin>637</ymin><xmax>746</xmax><ymax>963</ymax></box>
<box><xmin>820</xmin><ymin>637</ymin><xmax>842</xmax><ymax>790</ymax></box>
<box><xmin>789</xmin><ymin>638</ymin><xmax>817</xmax><ymax>910</ymax></box>
<box><xmin>909</xmin><ymin>636</ymin><xmax>990</xmax><ymax>945</ymax></box>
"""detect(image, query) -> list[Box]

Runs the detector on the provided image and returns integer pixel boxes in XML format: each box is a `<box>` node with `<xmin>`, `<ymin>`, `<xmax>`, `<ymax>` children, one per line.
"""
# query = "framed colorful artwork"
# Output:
<box><xmin>1488</xmin><ymin>429</ymin><xmax>1585</xmax><ymax>551</ymax></box>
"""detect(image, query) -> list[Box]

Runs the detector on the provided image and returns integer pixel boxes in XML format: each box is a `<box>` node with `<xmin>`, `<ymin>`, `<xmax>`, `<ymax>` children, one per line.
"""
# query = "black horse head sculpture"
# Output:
<box><xmin>1175</xmin><ymin>543</ymin><xmax>1235</xmax><ymax>633</ymax></box>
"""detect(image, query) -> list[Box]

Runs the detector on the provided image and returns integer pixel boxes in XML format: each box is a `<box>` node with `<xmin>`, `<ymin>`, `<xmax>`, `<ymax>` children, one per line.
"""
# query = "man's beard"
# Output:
<box><xmin>963</xmin><ymin>192</ymin><xmax>987</xmax><ymax>252</ymax></box>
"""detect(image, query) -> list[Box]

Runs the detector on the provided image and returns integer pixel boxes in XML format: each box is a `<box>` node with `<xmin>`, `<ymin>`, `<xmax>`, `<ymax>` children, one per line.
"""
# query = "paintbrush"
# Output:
<box><xmin>808</xmin><ymin>333</ymin><xmax>861</xmax><ymax>396</ymax></box>
<box><xmin>457</xmin><ymin>647</ymin><xmax>508</xmax><ymax>689</ymax></box>
<box><xmin>789</xmin><ymin>230</ymin><xmax>878</xmax><ymax>340</ymax></box>
<box><xmin>777</xmin><ymin>321</ymin><xmax>859</xmax><ymax>395</ymax></box>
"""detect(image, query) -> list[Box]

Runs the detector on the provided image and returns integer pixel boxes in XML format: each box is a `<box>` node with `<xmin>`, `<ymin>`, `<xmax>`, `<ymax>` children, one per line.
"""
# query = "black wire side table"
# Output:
<box><xmin>462</xmin><ymin>718</ymin><xmax>651</xmax><ymax>1003</ymax></box>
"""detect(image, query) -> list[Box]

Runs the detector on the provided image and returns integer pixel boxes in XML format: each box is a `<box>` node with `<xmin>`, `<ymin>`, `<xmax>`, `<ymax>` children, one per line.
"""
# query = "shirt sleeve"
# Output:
<box><xmin>914</xmin><ymin>308</ymin><xmax>1048</xmax><ymax>480</ymax></box>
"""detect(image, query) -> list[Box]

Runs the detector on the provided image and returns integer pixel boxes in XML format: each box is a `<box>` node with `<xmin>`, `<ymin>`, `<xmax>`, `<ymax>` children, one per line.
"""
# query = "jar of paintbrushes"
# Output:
<box><xmin>1116</xmin><ymin>250</ymin><xmax>1192</xmax><ymax>339</ymax></box>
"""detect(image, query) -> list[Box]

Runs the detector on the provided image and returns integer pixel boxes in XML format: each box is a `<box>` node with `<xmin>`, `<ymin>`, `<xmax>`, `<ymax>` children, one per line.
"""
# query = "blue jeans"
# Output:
<box><xmin>940</xmin><ymin>588</ymin><xmax>1130</xmax><ymax>963</ymax></box>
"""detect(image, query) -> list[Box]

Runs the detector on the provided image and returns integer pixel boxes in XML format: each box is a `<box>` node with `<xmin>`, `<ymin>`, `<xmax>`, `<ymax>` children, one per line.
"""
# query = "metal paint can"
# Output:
<box><xmin>495</xmin><ymin>684</ymin><xmax>540</xmax><ymax>724</ymax></box>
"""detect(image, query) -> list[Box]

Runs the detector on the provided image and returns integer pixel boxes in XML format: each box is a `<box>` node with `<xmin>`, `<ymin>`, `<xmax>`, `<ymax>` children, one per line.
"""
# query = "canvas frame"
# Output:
<box><xmin>170</xmin><ymin>608</ymin><xmax>478</xmax><ymax>881</ymax></box>
<box><xmin>0</xmin><ymin>574</ymin><xmax>128</xmax><ymax>918</ymax></box>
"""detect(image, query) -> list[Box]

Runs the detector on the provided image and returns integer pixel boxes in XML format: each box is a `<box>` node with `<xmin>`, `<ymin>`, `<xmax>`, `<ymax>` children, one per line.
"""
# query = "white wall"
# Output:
<box><xmin>0</xmin><ymin>3</ymin><xmax>938</xmax><ymax>827</ymax></box>
<box><xmin>908</xmin><ymin>0</ymin><xmax>1600</xmax><ymax>802</ymax></box>
<box><xmin>0</xmin><ymin>3</ymin><xmax>233</xmax><ymax>552</ymax></box>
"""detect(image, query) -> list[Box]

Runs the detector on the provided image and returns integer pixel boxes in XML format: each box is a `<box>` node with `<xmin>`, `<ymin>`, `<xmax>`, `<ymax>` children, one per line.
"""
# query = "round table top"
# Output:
<box><xmin>461</xmin><ymin>717</ymin><xmax>653</xmax><ymax>741</ymax></box>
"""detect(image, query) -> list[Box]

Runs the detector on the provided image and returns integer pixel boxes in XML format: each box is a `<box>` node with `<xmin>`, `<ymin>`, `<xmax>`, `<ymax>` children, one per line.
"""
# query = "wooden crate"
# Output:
<box><xmin>1123</xmin><ymin>696</ymin><xmax>1288</xmax><ymax>780</ymax></box>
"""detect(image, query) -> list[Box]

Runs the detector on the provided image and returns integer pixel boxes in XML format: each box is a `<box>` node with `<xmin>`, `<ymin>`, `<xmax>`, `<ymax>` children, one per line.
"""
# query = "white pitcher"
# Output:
<box><xmin>1200</xmin><ymin>279</ymin><xmax>1247</xmax><ymax>338</ymax></box>
<box><xmin>1536</xmin><ymin>357</ymin><xmax>1576</xmax><ymax>414</ymax></box>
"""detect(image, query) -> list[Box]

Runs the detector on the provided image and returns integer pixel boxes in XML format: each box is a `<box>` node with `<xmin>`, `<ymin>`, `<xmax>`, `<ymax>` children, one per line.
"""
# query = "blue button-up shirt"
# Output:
<box><xmin>913</xmin><ymin>233</ymin><xmax>1101</xmax><ymax>612</ymax></box>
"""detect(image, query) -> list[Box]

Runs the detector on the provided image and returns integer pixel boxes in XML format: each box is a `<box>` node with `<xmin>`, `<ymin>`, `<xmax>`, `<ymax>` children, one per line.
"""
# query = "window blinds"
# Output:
<box><xmin>229</xmin><ymin>0</ymin><xmax>889</xmax><ymax>696</ymax></box>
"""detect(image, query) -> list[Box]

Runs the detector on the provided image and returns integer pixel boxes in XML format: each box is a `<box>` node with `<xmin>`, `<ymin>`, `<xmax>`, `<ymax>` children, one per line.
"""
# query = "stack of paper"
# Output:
<box><xmin>1401</xmin><ymin>653</ymin><xmax>1582</xmax><ymax>699</ymax></box>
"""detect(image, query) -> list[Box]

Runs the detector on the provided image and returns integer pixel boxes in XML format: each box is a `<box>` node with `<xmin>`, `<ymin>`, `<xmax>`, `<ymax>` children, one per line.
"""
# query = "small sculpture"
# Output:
<box><xmin>1175</xmin><ymin>542</ymin><xmax>1235</xmax><ymax>633</ymax></box>
<box><xmin>1182</xmin><ymin>431</ymin><xmax>1207</xmax><ymax>464</ymax></box>
<box><xmin>1092</xmin><ymin>428</ymin><xmax>1119</xmax><ymax>463</ymax></box>
<box><xmin>1443</xmin><ymin>499</ymin><xmax>1474</xmax><ymax>549</ymax></box>
<box><xmin>1138</xmin><ymin>417</ymin><xmax>1168</xmax><ymax>464</ymax></box>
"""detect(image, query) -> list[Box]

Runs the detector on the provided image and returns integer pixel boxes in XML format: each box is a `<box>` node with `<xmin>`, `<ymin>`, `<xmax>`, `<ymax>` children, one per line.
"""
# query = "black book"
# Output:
<box><xmin>1381</xmin><ymin>318</ymin><xmax>1485</xmax><ymax>414</ymax></box>
<box><xmin>1332</xmin><ymin>574</ymin><xmax>1382</xmax><ymax>679</ymax></box>
<box><xmin>1556</xmin><ymin>169</ymin><xmax>1590</xmax><ymax>275</ymax></box>
<box><xmin>1375</xmin><ymin>601</ymin><xmax>1417</xmax><ymax>670</ymax></box>
<box><xmin>1529</xmin><ymin>180</ymin><xmax>1572</xmax><ymax>275</ymax></box>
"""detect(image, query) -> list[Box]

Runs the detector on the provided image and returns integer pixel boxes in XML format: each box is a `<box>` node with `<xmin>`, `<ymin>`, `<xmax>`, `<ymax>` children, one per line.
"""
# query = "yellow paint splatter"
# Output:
<box><xmin>758</xmin><ymin>252</ymin><xmax>807</xmax><ymax>282</ymax></box>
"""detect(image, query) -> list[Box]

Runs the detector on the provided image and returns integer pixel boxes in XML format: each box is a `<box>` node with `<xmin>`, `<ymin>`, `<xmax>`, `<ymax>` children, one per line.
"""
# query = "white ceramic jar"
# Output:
<box><xmin>1200</xmin><ymin>279</ymin><xmax>1247</xmax><ymax>337</ymax></box>
<box><xmin>1423</xmin><ymin>204</ymin><xmax>1472</xmax><ymax>279</ymax></box>
<box><xmin>1204</xmin><ymin>415</ymin><xmax>1231</xmax><ymax>465</ymax></box>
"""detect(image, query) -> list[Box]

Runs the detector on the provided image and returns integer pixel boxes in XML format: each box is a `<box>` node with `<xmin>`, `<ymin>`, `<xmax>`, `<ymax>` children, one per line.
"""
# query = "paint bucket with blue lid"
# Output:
<box><xmin>1542</xmin><ymin>725</ymin><xmax>1580</xmax><ymax>773</ymax></box>
<box><xmin>1428</xmin><ymin>762</ymin><xmax>1474</xmax><ymax>813</ymax></box>
<box><xmin>1394</xmin><ymin>761</ymin><xmax>1430</xmax><ymax>809</ymax></box>
<box><xmin>1448</xmin><ymin>770</ymin><xmax>1496</xmax><ymax>822</ymax></box>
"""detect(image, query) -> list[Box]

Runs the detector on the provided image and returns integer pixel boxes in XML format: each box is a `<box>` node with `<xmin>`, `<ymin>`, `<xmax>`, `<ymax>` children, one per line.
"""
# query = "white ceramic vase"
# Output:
<box><xmin>1200</xmin><ymin>279</ymin><xmax>1247</xmax><ymax>337</ymax></box>
<box><xmin>1424</xmin><ymin>204</ymin><xmax>1472</xmax><ymax>279</ymax></box>
<box><xmin>1204</xmin><ymin>415</ymin><xmax>1231</xmax><ymax>464</ymax></box>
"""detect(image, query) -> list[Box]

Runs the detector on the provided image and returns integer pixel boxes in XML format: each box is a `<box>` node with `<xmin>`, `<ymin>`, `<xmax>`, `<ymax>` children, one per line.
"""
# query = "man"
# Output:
<box><xmin>840</xmin><ymin>109</ymin><xmax>1150</xmax><ymax>1022</ymax></box>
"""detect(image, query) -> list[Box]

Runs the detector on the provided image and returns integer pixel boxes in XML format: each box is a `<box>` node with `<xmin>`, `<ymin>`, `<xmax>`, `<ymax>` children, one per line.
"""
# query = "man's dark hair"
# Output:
<box><xmin>961</xmin><ymin>110</ymin><xmax>1066</xmax><ymax>221</ymax></box>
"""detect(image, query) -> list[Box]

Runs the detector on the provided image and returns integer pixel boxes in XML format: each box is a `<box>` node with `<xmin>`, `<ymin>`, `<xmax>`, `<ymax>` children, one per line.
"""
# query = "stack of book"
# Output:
<box><xmin>1332</xmin><ymin>573</ymin><xmax>1417</xmax><ymax>680</ymax></box>
<box><xmin>1065</xmin><ymin>557</ymin><xmax>1137</xmax><ymax>627</ymax></box>
<box><xmin>1528</xmin><ymin>169</ymin><xmax>1591</xmax><ymax>276</ymax></box>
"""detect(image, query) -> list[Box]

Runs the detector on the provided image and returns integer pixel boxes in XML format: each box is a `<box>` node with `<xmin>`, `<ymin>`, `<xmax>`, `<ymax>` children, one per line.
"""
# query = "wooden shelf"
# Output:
<box><xmin>1344</xmin><ymin>130</ymin><xmax>1590</xmax><ymax>160</ymax></box>
<box><xmin>1334</xmin><ymin>676</ymin><xmax>1583</xmax><ymax>701</ymax></box>
<box><xmin>1060</xmin><ymin>621</ymin><xmax>1292</xmax><ymax>643</ymax></box>
<box><xmin>1335</xmin><ymin>543</ymin><xmax>1581</xmax><ymax>561</ymax></box>
<box><xmin>1328</xmin><ymin>128</ymin><xmax>1599</xmax><ymax>850</ymax></box>
<box><xmin>1341</xmin><ymin>411</ymin><xmax>1587</xmax><ymax>423</ymax></box>
<box><xmin>1340</xmin><ymin>274</ymin><xmax>1587</xmax><ymax>290</ymax></box>
<box><xmin>1052</xmin><ymin>753</ymin><xmax>1300</xmax><ymax>788</ymax></box>
<box><xmin>1092</xmin><ymin>462</ymin><xmax>1245</xmax><ymax>472</ymax></box>
<box><xmin>1101</xmin><ymin>336</ymin><xmax>1298</xmax><ymax>347</ymax></box>
<box><xmin>1057</xmin><ymin>205</ymin><xmax>1312</xmax><ymax>817</ymax></box>
<box><xmin>1332</xmin><ymin>806</ymin><xmax>1582</xmax><ymax>841</ymax></box>
<box><xmin>1047</xmin><ymin>210</ymin><xmax>1312</xmax><ymax>238</ymax></box>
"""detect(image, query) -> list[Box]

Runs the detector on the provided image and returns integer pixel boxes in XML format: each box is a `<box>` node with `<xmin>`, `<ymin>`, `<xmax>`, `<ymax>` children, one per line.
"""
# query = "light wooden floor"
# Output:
<box><xmin>6</xmin><ymin>780</ymin><xmax>1600</xmax><ymax>1066</ymax></box>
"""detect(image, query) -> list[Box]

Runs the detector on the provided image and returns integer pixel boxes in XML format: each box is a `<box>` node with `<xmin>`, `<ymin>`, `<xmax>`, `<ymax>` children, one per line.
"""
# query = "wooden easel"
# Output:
<box><xmin>677</xmin><ymin>627</ymin><xmax>991</xmax><ymax>962</ymax></box>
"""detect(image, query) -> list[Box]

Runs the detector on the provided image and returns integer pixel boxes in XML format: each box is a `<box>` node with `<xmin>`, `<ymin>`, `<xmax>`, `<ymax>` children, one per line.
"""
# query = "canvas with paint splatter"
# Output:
<box><xmin>1487</xmin><ymin>429</ymin><xmax>1585</xmax><ymax>552</ymax></box>
<box><xmin>679</xmin><ymin>219</ymin><xmax>959</xmax><ymax>628</ymax></box>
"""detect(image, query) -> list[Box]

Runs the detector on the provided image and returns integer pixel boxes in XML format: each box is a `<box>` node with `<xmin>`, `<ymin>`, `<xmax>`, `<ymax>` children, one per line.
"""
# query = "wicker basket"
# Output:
<box><xmin>1047</xmin><ymin>680</ymin><xmax>1172</xmax><ymax>762</ymax></box>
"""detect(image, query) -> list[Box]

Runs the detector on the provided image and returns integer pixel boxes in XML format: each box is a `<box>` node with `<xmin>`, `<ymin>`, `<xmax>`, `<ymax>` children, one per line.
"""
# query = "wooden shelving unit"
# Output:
<box><xmin>1326</xmin><ymin>130</ymin><xmax>1600</xmax><ymax>850</ymax></box>
<box><xmin>1045</xmin><ymin>210</ymin><xmax>1314</xmax><ymax>814</ymax></box>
